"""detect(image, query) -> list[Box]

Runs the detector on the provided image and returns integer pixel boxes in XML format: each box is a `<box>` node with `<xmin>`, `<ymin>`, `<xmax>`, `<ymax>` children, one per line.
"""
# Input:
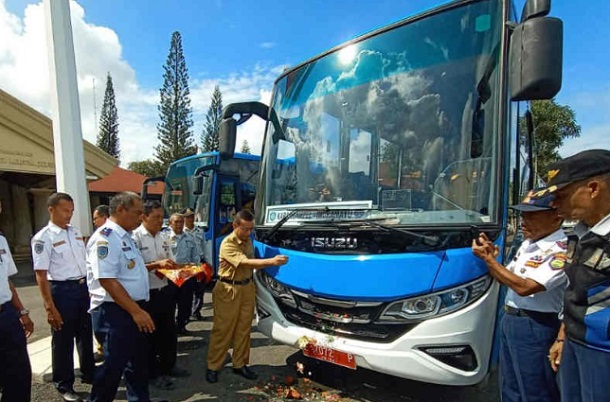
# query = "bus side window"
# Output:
<box><xmin>219</xmin><ymin>181</ymin><xmax>237</xmax><ymax>224</ymax></box>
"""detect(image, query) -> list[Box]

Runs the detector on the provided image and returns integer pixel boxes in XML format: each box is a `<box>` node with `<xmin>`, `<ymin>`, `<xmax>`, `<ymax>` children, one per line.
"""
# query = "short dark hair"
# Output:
<box><xmin>47</xmin><ymin>192</ymin><xmax>73</xmax><ymax>208</ymax></box>
<box><xmin>143</xmin><ymin>200</ymin><xmax>162</xmax><ymax>216</ymax></box>
<box><xmin>94</xmin><ymin>204</ymin><xmax>109</xmax><ymax>217</ymax></box>
<box><xmin>109</xmin><ymin>192</ymin><xmax>140</xmax><ymax>215</ymax></box>
<box><xmin>234</xmin><ymin>209</ymin><xmax>254</xmax><ymax>225</ymax></box>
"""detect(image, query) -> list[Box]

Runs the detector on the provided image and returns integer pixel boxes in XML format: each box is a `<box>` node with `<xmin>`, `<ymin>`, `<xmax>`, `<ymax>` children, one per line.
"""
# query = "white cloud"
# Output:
<box><xmin>0</xmin><ymin>0</ymin><xmax>283</xmax><ymax>167</ymax></box>
<box><xmin>259</xmin><ymin>42</ymin><xmax>277</xmax><ymax>49</ymax></box>
<box><xmin>559</xmin><ymin>86</ymin><xmax>610</xmax><ymax>157</ymax></box>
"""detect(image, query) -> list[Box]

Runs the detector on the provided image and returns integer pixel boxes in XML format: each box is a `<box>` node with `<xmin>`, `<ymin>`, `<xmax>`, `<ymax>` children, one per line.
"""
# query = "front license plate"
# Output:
<box><xmin>303</xmin><ymin>342</ymin><xmax>357</xmax><ymax>369</ymax></box>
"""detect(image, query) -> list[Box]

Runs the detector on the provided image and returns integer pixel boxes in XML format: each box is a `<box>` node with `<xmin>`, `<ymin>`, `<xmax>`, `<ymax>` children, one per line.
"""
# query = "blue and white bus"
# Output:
<box><xmin>218</xmin><ymin>0</ymin><xmax>562</xmax><ymax>385</ymax></box>
<box><xmin>144</xmin><ymin>151</ymin><xmax>260</xmax><ymax>273</ymax></box>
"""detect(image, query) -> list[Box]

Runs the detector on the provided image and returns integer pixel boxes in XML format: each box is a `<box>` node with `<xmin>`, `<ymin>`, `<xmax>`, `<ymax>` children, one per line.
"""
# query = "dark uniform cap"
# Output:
<box><xmin>510</xmin><ymin>189</ymin><xmax>556</xmax><ymax>212</ymax></box>
<box><xmin>537</xmin><ymin>149</ymin><xmax>610</xmax><ymax>195</ymax></box>
<box><xmin>180</xmin><ymin>208</ymin><xmax>195</xmax><ymax>217</ymax></box>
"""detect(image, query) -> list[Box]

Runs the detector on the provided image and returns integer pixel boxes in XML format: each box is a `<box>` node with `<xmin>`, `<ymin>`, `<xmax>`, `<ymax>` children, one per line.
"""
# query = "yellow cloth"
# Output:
<box><xmin>206</xmin><ymin>231</ymin><xmax>256</xmax><ymax>370</ymax></box>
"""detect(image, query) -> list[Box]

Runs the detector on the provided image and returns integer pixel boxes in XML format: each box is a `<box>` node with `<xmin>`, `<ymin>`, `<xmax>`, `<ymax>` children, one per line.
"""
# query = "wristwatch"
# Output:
<box><xmin>19</xmin><ymin>308</ymin><xmax>29</xmax><ymax>316</ymax></box>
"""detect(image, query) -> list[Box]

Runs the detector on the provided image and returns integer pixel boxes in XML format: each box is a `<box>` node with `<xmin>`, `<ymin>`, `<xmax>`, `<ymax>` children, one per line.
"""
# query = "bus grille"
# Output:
<box><xmin>276</xmin><ymin>292</ymin><xmax>418</xmax><ymax>343</ymax></box>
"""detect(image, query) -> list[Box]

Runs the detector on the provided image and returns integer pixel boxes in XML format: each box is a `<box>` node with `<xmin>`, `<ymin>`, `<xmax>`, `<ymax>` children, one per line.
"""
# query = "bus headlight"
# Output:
<box><xmin>378</xmin><ymin>275</ymin><xmax>491</xmax><ymax>323</ymax></box>
<box><xmin>258</xmin><ymin>271</ymin><xmax>297</xmax><ymax>308</ymax></box>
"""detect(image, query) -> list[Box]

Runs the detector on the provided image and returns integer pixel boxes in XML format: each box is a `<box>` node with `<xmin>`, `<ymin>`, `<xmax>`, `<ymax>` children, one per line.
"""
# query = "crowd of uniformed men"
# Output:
<box><xmin>0</xmin><ymin>148</ymin><xmax>610</xmax><ymax>402</ymax></box>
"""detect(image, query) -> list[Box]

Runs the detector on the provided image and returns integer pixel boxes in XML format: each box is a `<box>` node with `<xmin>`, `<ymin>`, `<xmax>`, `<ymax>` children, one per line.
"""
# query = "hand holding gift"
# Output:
<box><xmin>157</xmin><ymin>262</ymin><xmax>213</xmax><ymax>287</ymax></box>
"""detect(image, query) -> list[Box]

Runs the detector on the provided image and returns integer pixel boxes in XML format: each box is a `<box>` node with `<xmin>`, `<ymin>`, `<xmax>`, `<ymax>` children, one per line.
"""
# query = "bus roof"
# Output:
<box><xmin>169</xmin><ymin>151</ymin><xmax>260</xmax><ymax>167</ymax></box>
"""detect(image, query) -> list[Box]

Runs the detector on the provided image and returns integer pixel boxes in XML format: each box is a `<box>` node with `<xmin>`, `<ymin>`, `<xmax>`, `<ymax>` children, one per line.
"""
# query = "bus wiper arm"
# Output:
<box><xmin>356</xmin><ymin>221</ymin><xmax>441</xmax><ymax>246</ymax></box>
<box><xmin>259</xmin><ymin>207</ymin><xmax>330</xmax><ymax>241</ymax></box>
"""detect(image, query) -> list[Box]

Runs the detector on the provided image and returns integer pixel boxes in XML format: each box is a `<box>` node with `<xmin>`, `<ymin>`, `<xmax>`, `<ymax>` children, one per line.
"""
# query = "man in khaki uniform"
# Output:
<box><xmin>205</xmin><ymin>209</ymin><xmax>288</xmax><ymax>383</ymax></box>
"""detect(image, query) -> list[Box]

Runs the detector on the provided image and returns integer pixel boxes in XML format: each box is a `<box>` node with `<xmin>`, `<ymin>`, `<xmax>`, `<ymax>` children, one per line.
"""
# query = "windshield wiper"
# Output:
<box><xmin>341</xmin><ymin>220</ymin><xmax>441</xmax><ymax>247</ymax></box>
<box><xmin>259</xmin><ymin>206</ymin><xmax>330</xmax><ymax>241</ymax></box>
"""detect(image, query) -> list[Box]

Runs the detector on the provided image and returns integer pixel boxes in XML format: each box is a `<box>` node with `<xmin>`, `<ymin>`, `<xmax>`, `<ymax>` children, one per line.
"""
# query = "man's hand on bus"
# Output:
<box><xmin>472</xmin><ymin>234</ymin><xmax>498</xmax><ymax>263</ymax></box>
<box><xmin>273</xmin><ymin>255</ymin><xmax>289</xmax><ymax>266</ymax></box>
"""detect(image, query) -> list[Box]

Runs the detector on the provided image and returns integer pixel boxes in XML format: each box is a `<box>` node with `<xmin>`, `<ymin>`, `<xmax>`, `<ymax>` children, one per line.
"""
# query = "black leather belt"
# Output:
<box><xmin>504</xmin><ymin>305</ymin><xmax>558</xmax><ymax>319</ymax></box>
<box><xmin>50</xmin><ymin>278</ymin><xmax>86</xmax><ymax>285</ymax></box>
<box><xmin>219</xmin><ymin>277</ymin><xmax>253</xmax><ymax>286</ymax></box>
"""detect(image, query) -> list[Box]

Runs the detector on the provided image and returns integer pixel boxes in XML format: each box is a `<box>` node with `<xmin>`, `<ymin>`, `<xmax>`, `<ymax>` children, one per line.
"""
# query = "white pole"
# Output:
<box><xmin>44</xmin><ymin>0</ymin><xmax>92</xmax><ymax>236</ymax></box>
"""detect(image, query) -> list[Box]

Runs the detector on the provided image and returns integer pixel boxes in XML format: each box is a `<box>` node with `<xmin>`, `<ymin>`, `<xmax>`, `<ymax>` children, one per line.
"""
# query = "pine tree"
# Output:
<box><xmin>96</xmin><ymin>72</ymin><xmax>120</xmax><ymax>161</ymax></box>
<box><xmin>155</xmin><ymin>31</ymin><xmax>196</xmax><ymax>169</ymax></box>
<box><xmin>240</xmin><ymin>139</ymin><xmax>251</xmax><ymax>154</ymax></box>
<box><xmin>201</xmin><ymin>85</ymin><xmax>223</xmax><ymax>152</ymax></box>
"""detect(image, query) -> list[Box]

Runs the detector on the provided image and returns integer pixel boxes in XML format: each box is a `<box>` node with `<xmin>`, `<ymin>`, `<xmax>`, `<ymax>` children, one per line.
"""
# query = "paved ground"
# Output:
<box><xmin>14</xmin><ymin>274</ymin><xmax>499</xmax><ymax>402</ymax></box>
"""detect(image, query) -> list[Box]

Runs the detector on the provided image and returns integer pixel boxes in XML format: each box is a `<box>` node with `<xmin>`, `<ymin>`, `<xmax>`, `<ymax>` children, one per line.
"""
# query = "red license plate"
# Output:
<box><xmin>303</xmin><ymin>342</ymin><xmax>357</xmax><ymax>369</ymax></box>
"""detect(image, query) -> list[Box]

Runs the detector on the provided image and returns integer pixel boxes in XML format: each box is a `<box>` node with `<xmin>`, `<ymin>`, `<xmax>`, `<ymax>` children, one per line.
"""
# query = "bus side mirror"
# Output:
<box><xmin>219</xmin><ymin>118</ymin><xmax>237</xmax><ymax>160</ymax></box>
<box><xmin>141</xmin><ymin>176</ymin><xmax>165</xmax><ymax>201</ymax></box>
<box><xmin>509</xmin><ymin>16</ymin><xmax>563</xmax><ymax>101</ymax></box>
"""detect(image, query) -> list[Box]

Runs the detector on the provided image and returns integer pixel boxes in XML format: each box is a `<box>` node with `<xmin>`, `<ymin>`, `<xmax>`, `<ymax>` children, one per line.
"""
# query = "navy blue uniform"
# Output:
<box><xmin>86</xmin><ymin>221</ymin><xmax>151</xmax><ymax>402</ymax></box>
<box><xmin>31</xmin><ymin>223</ymin><xmax>94</xmax><ymax>393</ymax></box>
<box><xmin>0</xmin><ymin>234</ymin><xmax>31</xmax><ymax>402</ymax></box>
<box><xmin>501</xmin><ymin>229</ymin><xmax>567</xmax><ymax>402</ymax></box>
<box><xmin>559</xmin><ymin>218</ymin><xmax>610</xmax><ymax>402</ymax></box>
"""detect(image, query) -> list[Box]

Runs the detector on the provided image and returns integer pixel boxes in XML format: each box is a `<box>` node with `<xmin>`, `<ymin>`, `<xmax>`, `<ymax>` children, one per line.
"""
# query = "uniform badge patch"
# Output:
<box><xmin>127</xmin><ymin>259</ymin><xmax>136</xmax><ymax>269</ymax></box>
<box><xmin>525</xmin><ymin>260</ymin><xmax>542</xmax><ymax>268</ymax></box>
<box><xmin>97</xmin><ymin>245</ymin><xmax>109</xmax><ymax>259</ymax></box>
<box><xmin>100</xmin><ymin>227</ymin><xmax>113</xmax><ymax>237</ymax></box>
<box><xmin>34</xmin><ymin>241</ymin><xmax>44</xmax><ymax>254</ymax></box>
<box><xmin>556</xmin><ymin>241</ymin><xmax>568</xmax><ymax>250</ymax></box>
<box><xmin>550</xmin><ymin>258</ymin><xmax>566</xmax><ymax>270</ymax></box>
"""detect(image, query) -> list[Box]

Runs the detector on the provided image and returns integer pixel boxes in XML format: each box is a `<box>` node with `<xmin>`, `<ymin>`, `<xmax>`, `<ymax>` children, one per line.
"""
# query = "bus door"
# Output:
<box><xmin>212</xmin><ymin>175</ymin><xmax>242</xmax><ymax>271</ymax></box>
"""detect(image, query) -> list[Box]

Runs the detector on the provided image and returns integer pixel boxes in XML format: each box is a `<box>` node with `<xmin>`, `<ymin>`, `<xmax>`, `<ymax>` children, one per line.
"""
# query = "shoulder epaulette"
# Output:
<box><xmin>100</xmin><ymin>227</ymin><xmax>113</xmax><ymax>237</ymax></box>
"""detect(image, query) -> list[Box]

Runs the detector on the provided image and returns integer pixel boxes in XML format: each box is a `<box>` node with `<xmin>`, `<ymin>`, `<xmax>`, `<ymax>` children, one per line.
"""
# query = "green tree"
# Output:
<box><xmin>155</xmin><ymin>31</ymin><xmax>196</xmax><ymax>170</ymax></box>
<box><xmin>201</xmin><ymin>85</ymin><xmax>223</xmax><ymax>152</ymax></box>
<box><xmin>528</xmin><ymin>99</ymin><xmax>581</xmax><ymax>175</ymax></box>
<box><xmin>96</xmin><ymin>72</ymin><xmax>120</xmax><ymax>161</ymax></box>
<box><xmin>240</xmin><ymin>139</ymin><xmax>251</xmax><ymax>154</ymax></box>
<box><xmin>128</xmin><ymin>159</ymin><xmax>166</xmax><ymax>177</ymax></box>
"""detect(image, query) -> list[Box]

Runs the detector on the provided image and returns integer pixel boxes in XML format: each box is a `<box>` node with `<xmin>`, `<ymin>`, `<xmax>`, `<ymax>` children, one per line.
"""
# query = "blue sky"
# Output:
<box><xmin>1</xmin><ymin>0</ymin><xmax>608</xmax><ymax>164</ymax></box>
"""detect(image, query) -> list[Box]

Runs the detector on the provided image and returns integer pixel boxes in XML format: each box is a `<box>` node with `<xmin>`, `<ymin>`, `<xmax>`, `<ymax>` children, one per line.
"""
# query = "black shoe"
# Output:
<box><xmin>191</xmin><ymin>312</ymin><xmax>204</xmax><ymax>321</ymax></box>
<box><xmin>232</xmin><ymin>365</ymin><xmax>257</xmax><ymax>380</ymax></box>
<box><xmin>59</xmin><ymin>390</ymin><xmax>82</xmax><ymax>402</ymax></box>
<box><xmin>206</xmin><ymin>369</ymin><xmax>219</xmax><ymax>383</ymax></box>
<box><xmin>169</xmin><ymin>366</ymin><xmax>191</xmax><ymax>377</ymax></box>
<box><xmin>176</xmin><ymin>326</ymin><xmax>190</xmax><ymax>335</ymax></box>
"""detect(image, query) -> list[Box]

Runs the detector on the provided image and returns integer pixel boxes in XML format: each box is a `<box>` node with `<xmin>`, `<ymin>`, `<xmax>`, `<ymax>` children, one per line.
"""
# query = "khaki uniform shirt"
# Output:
<box><xmin>218</xmin><ymin>231</ymin><xmax>255</xmax><ymax>281</ymax></box>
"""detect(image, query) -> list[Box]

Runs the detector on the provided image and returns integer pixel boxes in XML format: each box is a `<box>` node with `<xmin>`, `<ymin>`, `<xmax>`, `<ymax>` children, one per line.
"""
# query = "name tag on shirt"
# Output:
<box><xmin>122</xmin><ymin>246</ymin><xmax>132</xmax><ymax>252</ymax></box>
<box><xmin>53</xmin><ymin>240</ymin><xmax>66</xmax><ymax>247</ymax></box>
<box><xmin>139</xmin><ymin>247</ymin><xmax>149</xmax><ymax>251</ymax></box>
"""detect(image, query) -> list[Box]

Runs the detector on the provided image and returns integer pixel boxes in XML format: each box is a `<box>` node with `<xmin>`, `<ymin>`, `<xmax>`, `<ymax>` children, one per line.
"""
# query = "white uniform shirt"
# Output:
<box><xmin>0</xmin><ymin>234</ymin><xmax>18</xmax><ymax>305</ymax></box>
<box><xmin>31</xmin><ymin>222</ymin><xmax>87</xmax><ymax>280</ymax></box>
<box><xmin>505</xmin><ymin>229</ymin><xmax>569</xmax><ymax>313</ymax></box>
<box><xmin>86</xmin><ymin>220</ymin><xmax>149</xmax><ymax>311</ymax></box>
<box><xmin>132</xmin><ymin>225</ymin><xmax>173</xmax><ymax>290</ymax></box>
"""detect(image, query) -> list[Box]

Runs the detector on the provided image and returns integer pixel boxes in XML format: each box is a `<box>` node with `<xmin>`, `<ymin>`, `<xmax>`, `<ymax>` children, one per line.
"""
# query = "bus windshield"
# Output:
<box><xmin>260</xmin><ymin>0</ymin><xmax>503</xmax><ymax>227</ymax></box>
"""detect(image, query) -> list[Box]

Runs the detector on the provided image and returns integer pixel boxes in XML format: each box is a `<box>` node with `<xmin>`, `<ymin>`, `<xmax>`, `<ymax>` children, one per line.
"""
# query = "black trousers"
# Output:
<box><xmin>89</xmin><ymin>302</ymin><xmax>149</xmax><ymax>402</ymax></box>
<box><xmin>175</xmin><ymin>278</ymin><xmax>196</xmax><ymax>328</ymax></box>
<box><xmin>191</xmin><ymin>279</ymin><xmax>205</xmax><ymax>316</ymax></box>
<box><xmin>0</xmin><ymin>302</ymin><xmax>31</xmax><ymax>402</ymax></box>
<box><xmin>146</xmin><ymin>285</ymin><xmax>178</xmax><ymax>378</ymax></box>
<box><xmin>50</xmin><ymin>280</ymin><xmax>95</xmax><ymax>392</ymax></box>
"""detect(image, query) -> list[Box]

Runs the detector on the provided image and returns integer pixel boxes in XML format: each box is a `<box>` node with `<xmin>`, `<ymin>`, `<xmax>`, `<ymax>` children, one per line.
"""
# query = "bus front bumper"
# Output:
<box><xmin>255</xmin><ymin>281</ymin><xmax>500</xmax><ymax>386</ymax></box>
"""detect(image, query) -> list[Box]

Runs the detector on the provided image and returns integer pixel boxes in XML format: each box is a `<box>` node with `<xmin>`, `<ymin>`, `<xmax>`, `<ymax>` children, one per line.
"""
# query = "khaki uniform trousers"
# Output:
<box><xmin>206</xmin><ymin>280</ymin><xmax>256</xmax><ymax>370</ymax></box>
